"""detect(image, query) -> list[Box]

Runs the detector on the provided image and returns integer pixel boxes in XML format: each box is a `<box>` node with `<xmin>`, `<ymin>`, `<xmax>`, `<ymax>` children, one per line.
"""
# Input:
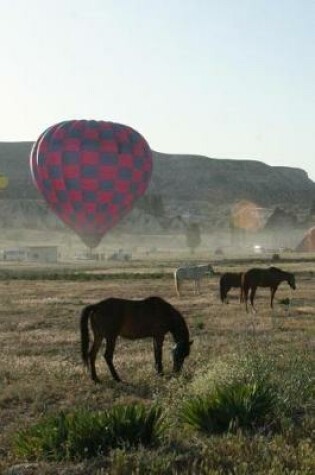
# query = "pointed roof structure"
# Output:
<box><xmin>296</xmin><ymin>226</ymin><xmax>315</xmax><ymax>252</ymax></box>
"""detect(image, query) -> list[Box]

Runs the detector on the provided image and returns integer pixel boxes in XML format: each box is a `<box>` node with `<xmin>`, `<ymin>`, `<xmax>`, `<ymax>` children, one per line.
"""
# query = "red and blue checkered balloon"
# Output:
<box><xmin>30</xmin><ymin>120</ymin><xmax>153</xmax><ymax>248</ymax></box>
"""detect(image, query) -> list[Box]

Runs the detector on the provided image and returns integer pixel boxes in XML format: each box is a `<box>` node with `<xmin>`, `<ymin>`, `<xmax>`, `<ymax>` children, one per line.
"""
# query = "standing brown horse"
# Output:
<box><xmin>243</xmin><ymin>266</ymin><xmax>296</xmax><ymax>312</ymax></box>
<box><xmin>80</xmin><ymin>296</ymin><xmax>192</xmax><ymax>383</ymax></box>
<box><xmin>220</xmin><ymin>272</ymin><xmax>245</xmax><ymax>303</ymax></box>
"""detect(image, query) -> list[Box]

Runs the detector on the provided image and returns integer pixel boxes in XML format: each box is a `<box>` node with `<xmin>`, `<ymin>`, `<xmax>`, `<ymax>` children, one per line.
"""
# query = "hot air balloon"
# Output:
<box><xmin>0</xmin><ymin>174</ymin><xmax>9</xmax><ymax>190</ymax></box>
<box><xmin>30</xmin><ymin>120</ymin><xmax>153</xmax><ymax>248</ymax></box>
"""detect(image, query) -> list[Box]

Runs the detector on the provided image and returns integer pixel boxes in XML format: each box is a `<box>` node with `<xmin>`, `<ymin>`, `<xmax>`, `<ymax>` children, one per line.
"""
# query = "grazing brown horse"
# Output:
<box><xmin>80</xmin><ymin>296</ymin><xmax>192</xmax><ymax>383</ymax></box>
<box><xmin>243</xmin><ymin>266</ymin><xmax>296</xmax><ymax>312</ymax></box>
<box><xmin>220</xmin><ymin>272</ymin><xmax>245</xmax><ymax>303</ymax></box>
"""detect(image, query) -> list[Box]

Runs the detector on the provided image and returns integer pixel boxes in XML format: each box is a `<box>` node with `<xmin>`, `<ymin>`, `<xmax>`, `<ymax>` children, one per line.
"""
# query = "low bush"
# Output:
<box><xmin>180</xmin><ymin>380</ymin><xmax>278</xmax><ymax>435</ymax></box>
<box><xmin>189</xmin><ymin>341</ymin><xmax>314</xmax><ymax>423</ymax></box>
<box><xmin>13</xmin><ymin>404</ymin><xmax>164</xmax><ymax>461</ymax></box>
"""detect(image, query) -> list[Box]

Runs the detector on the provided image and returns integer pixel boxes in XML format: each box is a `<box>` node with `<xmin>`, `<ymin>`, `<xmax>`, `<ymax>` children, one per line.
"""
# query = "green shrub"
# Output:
<box><xmin>13</xmin><ymin>404</ymin><xmax>164</xmax><ymax>461</ymax></box>
<box><xmin>180</xmin><ymin>380</ymin><xmax>278</xmax><ymax>434</ymax></box>
<box><xmin>14</xmin><ymin>410</ymin><xmax>111</xmax><ymax>461</ymax></box>
<box><xmin>105</xmin><ymin>404</ymin><xmax>165</xmax><ymax>448</ymax></box>
<box><xmin>0</xmin><ymin>269</ymin><xmax>167</xmax><ymax>281</ymax></box>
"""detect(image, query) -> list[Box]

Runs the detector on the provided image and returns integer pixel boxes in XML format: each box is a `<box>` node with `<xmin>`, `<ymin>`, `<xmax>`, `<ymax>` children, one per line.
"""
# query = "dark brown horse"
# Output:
<box><xmin>220</xmin><ymin>272</ymin><xmax>245</xmax><ymax>303</ymax></box>
<box><xmin>243</xmin><ymin>266</ymin><xmax>296</xmax><ymax>312</ymax></box>
<box><xmin>80</xmin><ymin>296</ymin><xmax>192</xmax><ymax>383</ymax></box>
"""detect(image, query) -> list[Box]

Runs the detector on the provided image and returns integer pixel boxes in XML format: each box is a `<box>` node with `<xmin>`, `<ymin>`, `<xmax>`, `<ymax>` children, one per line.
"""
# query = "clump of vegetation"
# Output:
<box><xmin>194</xmin><ymin>314</ymin><xmax>205</xmax><ymax>331</ymax></box>
<box><xmin>0</xmin><ymin>269</ymin><xmax>166</xmax><ymax>281</ymax></box>
<box><xmin>271</xmin><ymin>253</ymin><xmax>281</xmax><ymax>262</ymax></box>
<box><xmin>185</xmin><ymin>222</ymin><xmax>201</xmax><ymax>254</ymax></box>
<box><xmin>184</xmin><ymin>342</ymin><xmax>314</xmax><ymax>432</ymax></box>
<box><xmin>180</xmin><ymin>380</ymin><xmax>278</xmax><ymax>434</ymax></box>
<box><xmin>13</xmin><ymin>404</ymin><xmax>164</xmax><ymax>461</ymax></box>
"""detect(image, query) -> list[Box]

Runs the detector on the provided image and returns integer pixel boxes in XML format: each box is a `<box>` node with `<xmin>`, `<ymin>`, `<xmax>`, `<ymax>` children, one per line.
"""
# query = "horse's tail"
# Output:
<box><xmin>220</xmin><ymin>276</ymin><xmax>226</xmax><ymax>303</ymax></box>
<box><xmin>80</xmin><ymin>304</ymin><xmax>95</xmax><ymax>367</ymax></box>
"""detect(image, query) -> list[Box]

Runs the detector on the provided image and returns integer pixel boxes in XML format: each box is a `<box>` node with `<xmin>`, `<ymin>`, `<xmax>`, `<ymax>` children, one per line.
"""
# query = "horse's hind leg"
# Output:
<box><xmin>250</xmin><ymin>287</ymin><xmax>258</xmax><ymax>313</ymax></box>
<box><xmin>239</xmin><ymin>285</ymin><xmax>245</xmax><ymax>303</ymax></box>
<box><xmin>225</xmin><ymin>285</ymin><xmax>231</xmax><ymax>304</ymax></box>
<box><xmin>176</xmin><ymin>279</ymin><xmax>182</xmax><ymax>297</ymax></box>
<box><xmin>196</xmin><ymin>279</ymin><xmax>201</xmax><ymax>294</ymax></box>
<box><xmin>244</xmin><ymin>287</ymin><xmax>249</xmax><ymax>312</ymax></box>
<box><xmin>240</xmin><ymin>273</ymin><xmax>245</xmax><ymax>304</ymax></box>
<box><xmin>270</xmin><ymin>286</ymin><xmax>278</xmax><ymax>308</ymax></box>
<box><xmin>239</xmin><ymin>289</ymin><xmax>244</xmax><ymax>303</ymax></box>
<box><xmin>153</xmin><ymin>336</ymin><xmax>164</xmax><ymax>375</ymax></box>
<box><xmin>104</xmin><ymin>337</ymin><xmax>121</xmax><ymax>382</ymax></box>
<box><xmin>89</xmin><ymin>334</ymin><xmax>103</xmax><ymax>383</ymax></box>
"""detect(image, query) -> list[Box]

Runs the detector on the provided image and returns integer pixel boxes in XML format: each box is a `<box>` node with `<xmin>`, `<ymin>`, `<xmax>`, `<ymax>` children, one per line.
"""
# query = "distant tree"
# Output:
<box><xmin>310</xmin><ymin>198</ymin><xmax>315</xmax><ymax>218</ymax></box>
<box><xmin>149</xmin><ymin>194</ymin><xmax>165</xmax><ymax>217</ymax></box>
<box><xmin>185</xmin><ymin>222</ymin><xmax>201</xmax><ymax>254</ymax></box>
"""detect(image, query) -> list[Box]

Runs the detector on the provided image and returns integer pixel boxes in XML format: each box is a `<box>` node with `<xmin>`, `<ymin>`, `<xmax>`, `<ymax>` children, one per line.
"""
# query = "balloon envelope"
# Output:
<box><xmin>0</xmin><ymin>175</ymin><xmax>8</xmax><ymax>189</ymax></box>
<box><xmin>30</xmin><ymin>120</ymin><xmax>153</xmax><ymax>247</ymax></box>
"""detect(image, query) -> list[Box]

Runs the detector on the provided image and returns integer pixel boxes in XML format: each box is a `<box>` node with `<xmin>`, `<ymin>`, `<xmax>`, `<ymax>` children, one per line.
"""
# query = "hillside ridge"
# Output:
<box><xmin>0</xmin><ymin>142</ymin><xmax>314</xmax><ymax>234</ymax></box>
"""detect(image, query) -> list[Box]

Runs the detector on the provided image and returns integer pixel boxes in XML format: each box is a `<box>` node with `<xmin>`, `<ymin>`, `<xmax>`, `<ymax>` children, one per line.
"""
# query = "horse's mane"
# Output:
<box><xmin>156</xmin><ymin>297</ymin><xmax>189</xmax><ymax>342</ymax></box>
<box><xmin>269</xmin><ymin>266</ymin><xmax>293</xmax><ymax>277</ymax></box>
<box><xmin>269</xmin><ymin>266</ymin><xmax>284</xmax><ymax>273</ymax></box>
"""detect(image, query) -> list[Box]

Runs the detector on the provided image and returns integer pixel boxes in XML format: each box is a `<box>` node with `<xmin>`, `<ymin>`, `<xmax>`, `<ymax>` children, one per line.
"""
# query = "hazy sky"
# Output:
<box><xmin>1</xmin><ymin>0</ymin><xmax>314</xmax><ymax>178</ymax></box>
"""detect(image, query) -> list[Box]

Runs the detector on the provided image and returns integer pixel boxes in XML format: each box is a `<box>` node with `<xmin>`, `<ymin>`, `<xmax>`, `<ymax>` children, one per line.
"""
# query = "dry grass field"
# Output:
<box><xmin>0</xmin><ymin>257</ymin><xmax>314</xmax><ymax>474</ymax></box>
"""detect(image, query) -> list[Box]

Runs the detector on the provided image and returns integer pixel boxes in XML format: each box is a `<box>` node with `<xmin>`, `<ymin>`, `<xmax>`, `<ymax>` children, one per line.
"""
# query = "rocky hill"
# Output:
<box><xmin>150</xmin><ymin>152</ymin><xmax>315</xmax><ymax>205</ymax></box>
<box><xmin>0</xmin><ymin>142</ymin><xmax>314</xmax><ymax>233</ymax></box>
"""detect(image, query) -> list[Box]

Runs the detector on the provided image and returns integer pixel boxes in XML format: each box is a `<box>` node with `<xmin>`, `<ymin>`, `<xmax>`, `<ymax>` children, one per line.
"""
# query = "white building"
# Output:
<box><xmin>2</xmin><ymin>246</ymin><xmax>58</xmax><ymax>263</ymax></box>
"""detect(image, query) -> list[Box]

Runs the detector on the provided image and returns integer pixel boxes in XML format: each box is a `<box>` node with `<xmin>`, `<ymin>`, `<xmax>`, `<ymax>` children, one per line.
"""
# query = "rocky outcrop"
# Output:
<box><xmin>0</xmin><ymin>142</ymin><xmax>314</xmax><ymax>233</ymax></box>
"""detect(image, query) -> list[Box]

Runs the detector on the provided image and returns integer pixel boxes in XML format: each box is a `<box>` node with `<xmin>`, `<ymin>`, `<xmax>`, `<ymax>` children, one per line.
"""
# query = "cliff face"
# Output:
<box><xmin>0</xmin><ymin>142</ymin><xmax>314</xmax><ymax>233</ymax></box>
<box><xmin>149</xmin><ymin>152</ymin><xmax>315</xmax><ymax>206</ymax></box>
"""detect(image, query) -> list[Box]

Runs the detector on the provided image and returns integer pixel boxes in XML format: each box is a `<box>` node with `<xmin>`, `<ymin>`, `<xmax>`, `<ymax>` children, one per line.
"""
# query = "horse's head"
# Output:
<box><xmin>288</xmin><ymin>273</ymin><xmax>296</xmax><ymax>290</ymax></box>
<box><xmin>206</xmin><ymin>264</ymin><xmax>215</xmax><ymax>276</ymax></box>
<box><xmin>172</xmin><ymin>340</ymin><xmax>193</xmax><ymax>373</ymax></box>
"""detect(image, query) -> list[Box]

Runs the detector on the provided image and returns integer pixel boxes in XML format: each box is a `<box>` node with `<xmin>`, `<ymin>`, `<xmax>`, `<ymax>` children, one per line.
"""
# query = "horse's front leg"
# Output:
<box><xmin>104</xmin><ymin>336</ymin><xmax>121</xmax><ymax>382</ymax></box>
<box><xmin>153</xmin><ymin>336</ymin><xmax>164</xmax><ymax>375</ymax></box>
